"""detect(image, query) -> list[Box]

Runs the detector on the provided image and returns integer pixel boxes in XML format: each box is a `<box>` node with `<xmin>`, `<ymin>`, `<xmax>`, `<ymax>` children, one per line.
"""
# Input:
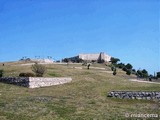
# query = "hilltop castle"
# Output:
<box><xmin>63</xmin><ymin>52</ymin><xmax>111</xmax><ymax>63</ymax></box>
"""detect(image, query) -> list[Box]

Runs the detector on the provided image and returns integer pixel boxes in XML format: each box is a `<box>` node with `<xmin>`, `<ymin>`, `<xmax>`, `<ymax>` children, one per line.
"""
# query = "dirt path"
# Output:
<box><xmin>129</xmin><ymin>79</ymin><xmax>160</xmax><ymax>84</ymax></box>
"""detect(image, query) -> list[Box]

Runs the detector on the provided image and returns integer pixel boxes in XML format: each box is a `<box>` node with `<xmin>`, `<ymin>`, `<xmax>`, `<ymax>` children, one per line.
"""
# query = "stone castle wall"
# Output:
<box><xmin>65</xmin><ymin>52</ymin><xmax>111</xmax><ymax>63</ymax></box>
<box><xmin>108</xmin><ymin>91</ymin><xmax>160</xmax><ymax>100</ymax></box>
<box><xmin>79</xmin><ymin>54</ymin><xmax>100</xmax><ymax>61</ymax></box>
<box><xmin>0</xmin><ymin>77</ymin><xmax>72</xmax><ymax>88</ymax></box>
<box><xmin>79</xmin><ymin>53</ymin><xmax>111</xmax><ymax>62</ymax></box>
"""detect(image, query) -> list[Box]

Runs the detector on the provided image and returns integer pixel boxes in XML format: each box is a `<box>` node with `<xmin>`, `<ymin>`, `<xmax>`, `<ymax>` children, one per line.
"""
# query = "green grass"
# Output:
<box><xmin>0</xmin><ymin>62</ymin><xmax>160</xmax><ymax>120</ymax></box>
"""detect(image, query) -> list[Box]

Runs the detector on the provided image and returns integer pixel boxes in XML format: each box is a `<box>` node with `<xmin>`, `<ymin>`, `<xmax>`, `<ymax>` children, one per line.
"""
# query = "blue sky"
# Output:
<box><xmin>0</xmin><ymin>0</ymin><xmax>159</xmax><ymax>74</ymax></box>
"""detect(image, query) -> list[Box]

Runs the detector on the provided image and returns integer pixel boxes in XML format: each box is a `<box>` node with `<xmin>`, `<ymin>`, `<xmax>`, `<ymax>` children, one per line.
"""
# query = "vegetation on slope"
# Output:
<box><xmin>0</xmin><ymin>62</ymin><xmax>159</xmax><ymax>120</ymax></box>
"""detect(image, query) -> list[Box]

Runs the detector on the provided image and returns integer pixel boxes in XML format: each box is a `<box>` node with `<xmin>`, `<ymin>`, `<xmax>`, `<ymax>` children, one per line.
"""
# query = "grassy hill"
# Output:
<box><xmin>0</xmin><ymin>62</ymin><xmax>160</xmax><ymax>120</ymax></box>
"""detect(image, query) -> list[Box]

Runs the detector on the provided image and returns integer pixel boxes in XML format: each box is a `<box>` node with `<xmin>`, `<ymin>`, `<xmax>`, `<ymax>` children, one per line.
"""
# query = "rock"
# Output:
<box><xmin>136</xmin><ymin>97</ymin><xmax>142</xmax><ymax>100</ymax></box>
<box><xmin>146</xmin><ymin>97</ymin><xmax>151</xmax><ymax>100</ymax></box>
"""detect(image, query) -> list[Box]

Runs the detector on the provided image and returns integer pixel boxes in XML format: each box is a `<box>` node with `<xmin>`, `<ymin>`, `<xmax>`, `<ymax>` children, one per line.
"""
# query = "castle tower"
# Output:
<box><xmin>98</xmin><ymin>52</ymin><xmax>105</xmax><ymax>63</ymax></box>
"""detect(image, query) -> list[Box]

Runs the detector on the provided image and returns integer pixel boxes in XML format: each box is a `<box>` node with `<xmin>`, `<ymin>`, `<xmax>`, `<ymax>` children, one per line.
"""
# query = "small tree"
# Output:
<box><xmin>113</xmin><ymin>69</ymin><xmax>117</xmax><ymax>75</ymax></box>
<box><xmin>111</xmin><ymin>65</ymin><xmax>116</xmax><ymax>71</ymax></box>
<box><xmin>157</xmin><ymin>72</ymin><xmax>160</xmax><ymax>78</ymax></box>
<box><xmin>137</xmin><ymin>69</ymin><xmax>148</xmax><ymax>78</ymax></box>
<box><xmin>63</xmin><ymin>58</ymin><xmax>69</xmax><ymax>63</ymax></box>
<box><xmin>122</xmin><ymin>67</ymin><xmax>127</xmax><ymax>72</ymax></box>
<box><xmin>117</xmin><ymin>63</ymin><xmax>125</xmax><ymax>69</ymax></box>
<box><xmin>87</xmin><ymin>63</ymin><xmax>91</xmax><ymax>69</ymax></box>
<box><xmin>31</xmin><ymin>63</ymin><xmax>46</xmax><ymax>77</ymax></box>
<box><xmin>137</xmin><ymin>70</ymin><xmax>143</xmax><ymax>78</ymax></box>
<box><xmin>126</xmin><ymin>69</ymin><xmax>131</xmax><ymax>75</ymax></box>
<box><xmin>142</xmin><ymin>69</ymin><xmax>148</xmax><ymax>78</ymax></box>
<box><xmin>0</xmin><ymin>69</ymin><xmax>3</xmax><ymax>77</ymax></box>
<box><xmin>110</xmin><ymin>57</ymin><xmax>120</xmax><ymax>64</ymax></box>
<box><xmin>125</xmin><ymin>63</ymin><xmax>133</xmax><ymax>70</ymax></box>
<box><xmin>131</xmin><ymin>69</ymin><xmax>136</xmax><ymax>75</ymax></box>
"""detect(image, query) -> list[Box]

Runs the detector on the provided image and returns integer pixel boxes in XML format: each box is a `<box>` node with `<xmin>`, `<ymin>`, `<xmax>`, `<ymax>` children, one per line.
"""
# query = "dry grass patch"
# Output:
<box><xmin>0</xmin><ymin>62</ymin><xmax>159</xmax><ymax>119</ymax></box>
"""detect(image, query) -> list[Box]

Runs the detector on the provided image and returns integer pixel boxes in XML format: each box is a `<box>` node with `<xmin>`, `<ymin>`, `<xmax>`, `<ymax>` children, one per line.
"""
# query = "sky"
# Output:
<box><xmin>0</xmin><ymin>0</ymin><xmax>159</xmax><ymax>74</ymax></box>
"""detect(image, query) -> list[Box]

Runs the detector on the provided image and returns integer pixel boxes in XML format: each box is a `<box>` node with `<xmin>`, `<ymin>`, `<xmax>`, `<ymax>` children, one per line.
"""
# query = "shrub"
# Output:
<box><xmin>157</xmin><ymin>72</ymin><xmax>160</xmax><ymax>78</ymax></box>
<box><xmin>62</xmin><ymin>58</ymin><xmax>69</xmax><ymax>63</ymax></box>
<box><xmin>87</xmin><ymin>63</ymin><xmax>91</xmax><ymax>69</ymax></box>
<box><xmin>0</xmin><ymin>69</ymin><xmax>4</xmax><ymax>77</ymax></box>
<box><xmin>141</xmin><ymin>69</ymin><xmax>148</xmax><ymax>78</ymax></box>
<box><xmin>19</xmin><ymin>72</ymin><xmax>35</xmax><ymax>77</ymax></box>
<box><xmin>117</xmin><ymin>63</ymin><xmax>125</xmax><ymax>69</ymax></box>
<box><xmin>137</xmin><ymin>70</ymin><xmax>143</xmax><ymax>78</ymax></box>
<box><xmin>111</xmin><ymin>66</ymin><xmax>116</xmax><ymax>71</ymax></box>
<box><xmin>110</xmin><ymin>57</ymin><xmax>120</xmax><ymax>64</ymax></box>
<box><xmin>126</xmin><ymin>70</ymin><xmax>131</xmax><ymax>75</ymax></box>
<box><xmin>137</xmin><ymin>69</ymin><xmax>148</xmax><ymax>78</ymax></box>
<box><xmin>31</xmin><ymin>63</ymin><xmax>46</xmax><ymax>77</ymax></box>
<box><xmin>113</xmin><ymin>70</ymin><xmax>117</xmax><ymax>75</ymax></box>
<box><xmin>122</xmin><ymin>67</ymin><xmax>127</xmax><ymax>72</ymax></box>
<box><xmin>132</xmin><ymin>69</ymin><xmax>136</xmax><ymax>72</ymax></box>
<box><xmin>125</xmin><ymin>63</ymin><xmax>133</xmax><ymax>70</ymax></box>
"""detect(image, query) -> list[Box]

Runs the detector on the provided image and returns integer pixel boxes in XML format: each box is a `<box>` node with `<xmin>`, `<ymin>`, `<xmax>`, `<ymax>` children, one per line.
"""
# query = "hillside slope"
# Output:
<box><xmin>0</xmin><ymin>62</ymin><xmax>160</xmax><ymax>119</ymax></box>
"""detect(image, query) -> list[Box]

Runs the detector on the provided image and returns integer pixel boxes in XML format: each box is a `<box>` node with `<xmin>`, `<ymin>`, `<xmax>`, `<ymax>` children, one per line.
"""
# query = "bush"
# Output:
<box><xmin>157</xmin><ymin>72</ymin><xmax>160</xmax><ymax>78</ymax></box>
<box><xmin>110</xmin><ymin>57</ymin><xmax>120</xmax><ymax>64</ymax></box>
<box><xmin>126</xmin><ymin>70</ymin><xmax>131</xmax><ymax>75</ymax></box>
<box><xmin>32</xmin><ymin>63</ymin><xmax>46</xmax><ymax>77</ymax></box>
<box><xmin>87</xmin><ymin>63</ymin><xmax>91</xmax><ymax>69</ymax></box>
<box><xmin>125</xmin><ymin>63</ymin><xmax>133</xmax><ymax>70</ymax></box>
<box><xmin>113</xmin><ymin>70</ymin><xmax>117</xmax><ymax>75</ymax></box>
<box><xmin>137</xmin><ymin>70</ymin><xmax>143</xmax><ymax>78</ymax></box>
<box><xmin>62</xmin><ymin>58</ymin><xmax>69</xmax><ymax>63</ymax></box>
<box><xmin>137</xmin><ymin>69</ymin><xmax>148</xmax><ymax>78</ymax></box>
<box><xmin>111</xmin><ymin>65</ymin><xmax>116</xmax><ymax>71</ymax></box>
<box><xmin>19</xmin><ymin>72</ymin><xmax>35</xmax><ymax>77</ymax></box>
<box><xmin>122</xmin><ymin>67</ymin><xmax>127</xmax><ymax>72</ymax></box>
<box><xmin>141</xmin><ymin>69</ymin><xmax>148</xmax><ymax>78</ymax></box>
<box><xmin>117</xmin><ymin>63</ymin><xmax>125</xmax><ymax>69</ymax></box>
<box><xmin>0</xmin><ymin>69</ymin><xmax>4</xmax><ymax>77</ymax></box>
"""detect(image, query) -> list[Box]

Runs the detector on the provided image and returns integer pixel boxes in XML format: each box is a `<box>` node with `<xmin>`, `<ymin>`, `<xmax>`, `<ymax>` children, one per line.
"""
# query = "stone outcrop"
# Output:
<box><xmin>108</xmin><ymin>91</ymin><xmax>160</xmax><ymax>100</ymax></box>
<box><xmin>0</xmin><ymin>77</ymin><xmax>72</xmax><ymax>88</ymax></box>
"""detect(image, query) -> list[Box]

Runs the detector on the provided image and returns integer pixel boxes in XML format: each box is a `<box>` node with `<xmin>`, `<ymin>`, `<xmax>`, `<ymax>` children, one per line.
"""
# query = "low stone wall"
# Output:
<box><xmin>0</xmin><ymin>77</ymin><xmax>29</xmax><ymax>87</ymax></box>
<box><xmin>29</xmin><ymin>77</ymin><xmax>72</xmax><ymax>88</ymax></box>
<box><xmin>108</xmin><ymin>91</ymin><xmax>160</xmax><ymax>100</ymax></box>
<box><xmin>0</xmin><ymin>77</ymin><xmax>72</xmax><ymax>88</ymax></box>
